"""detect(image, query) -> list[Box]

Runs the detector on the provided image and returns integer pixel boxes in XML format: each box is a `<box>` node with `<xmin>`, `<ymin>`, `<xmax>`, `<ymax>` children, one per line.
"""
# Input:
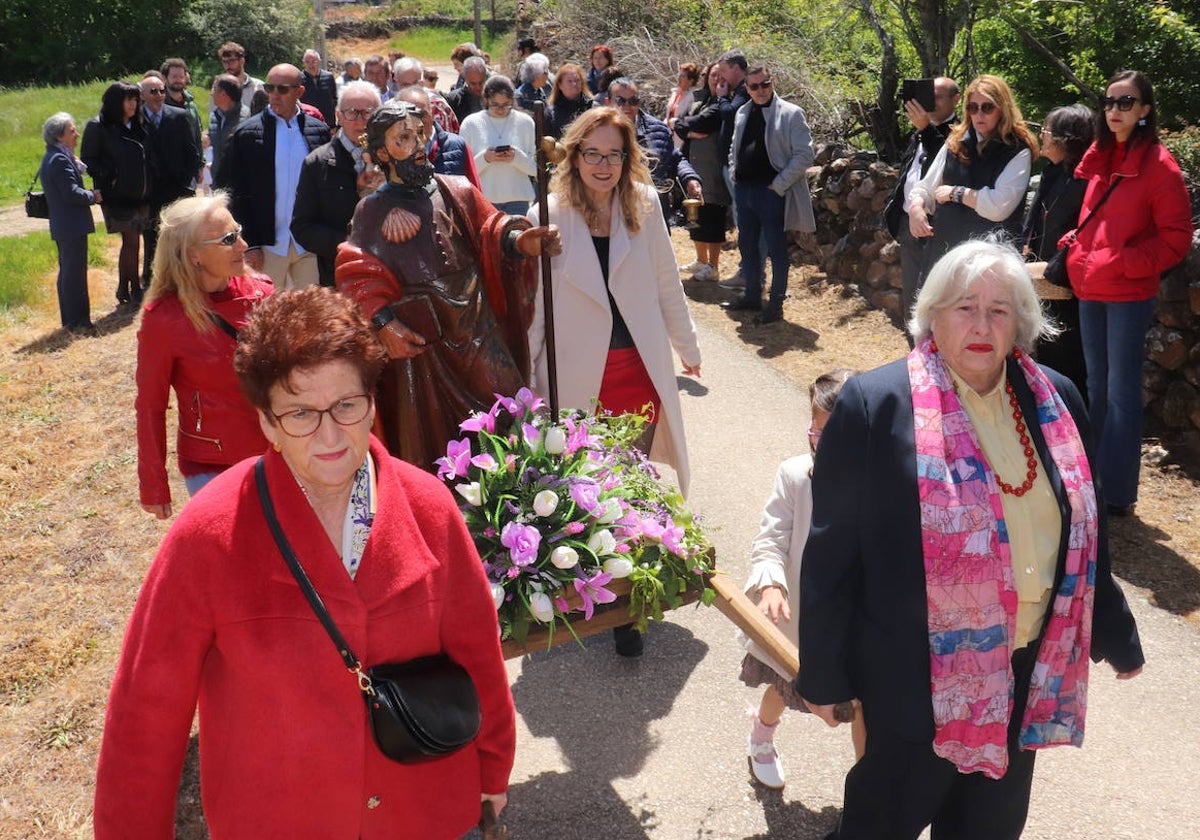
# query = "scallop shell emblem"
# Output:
<box><xmin>381</xmin><ymin>207</ymin><xmax>422</xmax><ymax>243</ymax></box>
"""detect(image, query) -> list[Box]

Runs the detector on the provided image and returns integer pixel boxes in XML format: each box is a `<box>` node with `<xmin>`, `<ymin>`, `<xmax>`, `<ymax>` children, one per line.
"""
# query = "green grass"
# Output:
<box><xmin>391</xmin><ymin>25</ymin><xmax>505</xmax><ymax>65</ymax></box>
<box><xmin>0</xmin><ymin>230</ymin><xmax>109</xmax><ymax>311</ymax></box>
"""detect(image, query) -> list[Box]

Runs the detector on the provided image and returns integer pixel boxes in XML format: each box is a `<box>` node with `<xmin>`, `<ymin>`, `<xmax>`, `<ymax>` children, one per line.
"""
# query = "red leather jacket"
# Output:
<box><xmin>1064</xmin><ymin>138</ymin><xmax>1193</xmax><ymax>302</ymax></box>
<box><xmin>135</xmin><ymin>274</ymin><xmax>273</xmax><ymax>506</ymax></box>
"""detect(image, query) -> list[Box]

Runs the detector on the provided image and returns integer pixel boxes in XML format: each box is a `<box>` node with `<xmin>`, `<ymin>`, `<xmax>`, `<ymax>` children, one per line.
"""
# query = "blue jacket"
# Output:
<box><xmin>635</xmin><ymin>112</ymin><xmax>699</xmax><ymax>218</ymax></box>
<box><xmin>432</xmin><ymin>128</ymin><xmax>470</xmax><ymax>179</ymax></box>
<box><xmin>40</xmin><ymin>144</ymin><xmax>96</xmax><ymax>240</ymax></box>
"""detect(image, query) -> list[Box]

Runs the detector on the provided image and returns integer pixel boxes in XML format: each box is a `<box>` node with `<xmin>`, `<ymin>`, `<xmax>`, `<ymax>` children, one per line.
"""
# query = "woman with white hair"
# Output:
<box><xmin>515</xmin><ymin>52</ymin><xmax>552</xmax><ymax>113</ymax></box>
<box><xmin>799</xmin><ymin>238</ymin><xmax>1144</xmax><ymax>839</ymax></box>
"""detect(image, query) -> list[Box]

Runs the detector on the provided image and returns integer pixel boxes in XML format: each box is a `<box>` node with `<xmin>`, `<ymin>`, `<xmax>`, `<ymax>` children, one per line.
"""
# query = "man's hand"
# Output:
<box><xmin>357</xmin><ymin>166</ymin><xmax>385</xmax><ymax>194</ymax></box>
<box><xmin>515</xmin><ymin>225</ymin><xmax>562</xmax><ymax>258</ymax></box>
<box><xmin>802</xmin><ymin>697</ymin><xmax>860</xmax><ymax>728</ymax></box>
<box><xmin>904</xmin><ymin>98</ymin><xmax>932</xmax><ymax>132</ymax></box>
<box><xmin>377</xmin><ymin>320</ymin><xmax>429</xmax><ymax>359</ymax></box>
<box><xmin>244</xmin><ymin>247</ymin><xmax>264</xmax><ymax>271</ymax></box>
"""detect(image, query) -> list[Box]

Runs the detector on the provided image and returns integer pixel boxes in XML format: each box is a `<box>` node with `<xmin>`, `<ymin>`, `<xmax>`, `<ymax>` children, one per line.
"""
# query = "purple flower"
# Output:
<box><xmin>471</xmin><ymin>452</ymin><xmax>498</xmax><ymax>471</ymax></box>
<box><xmin>501</xmin><ymin>521</ymin><xmax>542</xmax><ymax>567</ymax></box>
<box><xmin>435</xmin><ymin>438</ymin><xmax>472</xmax><ymax>480</ymax></box>
<box><xmin>573</xmin><ymin>571</ymin><xmax>617</xmax><ymax>621</ymax></box>
<box><xmin>494</xmin><ymin>387</ymin><xmax>545</xmax><ymax>417</ymax></box>
<box><xmin>563</xmin><ymin>521</ymin><xmax>586</xmax><ymax>535</ymax></box>
<box><xmin>569</xmin><ymin>479</ymin><xmax>602</xmax><ymax>515</ymax></box>
<box><xmin>460</xmin><ymin>406</ymin><xmax>498</xmax><ymax>434</ymax></box>
<box><xmin>662</xmin><ymin>522</ymin><xmax>686</xmax><ymax>555</ymax></box>
<box><xmin>563</xmin><ymin>416</ymin><xmax>595</xmax><ymax>454</ymax></box>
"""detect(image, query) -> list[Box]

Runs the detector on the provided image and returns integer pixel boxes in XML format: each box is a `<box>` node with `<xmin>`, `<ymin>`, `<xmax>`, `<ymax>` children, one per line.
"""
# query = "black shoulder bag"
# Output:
<box><xmin>25</xmin><ymin>171</ymin><xmax>49</xmax><ymax>220</ymax></box>
<box><xmin>254</xmin><ymin>458</ymin><xmax>481</xmax><ymax>764</ymax></box>
<box><xmin>1043</xmin><ymin>178</ymin><xmax>1120</xmax><ymax>288</ymax></box>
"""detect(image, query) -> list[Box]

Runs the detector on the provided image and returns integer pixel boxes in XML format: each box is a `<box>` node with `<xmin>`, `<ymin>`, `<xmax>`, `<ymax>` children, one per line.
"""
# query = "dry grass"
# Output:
<box><xmin>0</xmin><ymin>223</ymin><xmax>1194</xmax><ymax>838</ymax></box>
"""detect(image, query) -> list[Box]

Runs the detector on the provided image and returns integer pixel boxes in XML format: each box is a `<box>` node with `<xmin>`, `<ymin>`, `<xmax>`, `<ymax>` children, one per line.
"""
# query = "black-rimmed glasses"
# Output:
<box><xmin>339</xmin><ymin>108</ymin><xmax>374</xmax><ymax>121</ymax></box>
<box><xmin>271</xmin><ymin>394</ymin><xmax>373</xmax><ymax>438</ymax></box>
<box><xmin>1102</xmin><ymin>95</ymin><xmax>1140</xmax><ymax>112</ymax></box>
<box><xmin>580</xmin><ymin>149</ymin><xmax>628</xmax><ymax>166</ymax></box>
<box><xmin>200</xmin><ymin>225</ymin><xmax>243</xmax><ymax>247</ymax></box>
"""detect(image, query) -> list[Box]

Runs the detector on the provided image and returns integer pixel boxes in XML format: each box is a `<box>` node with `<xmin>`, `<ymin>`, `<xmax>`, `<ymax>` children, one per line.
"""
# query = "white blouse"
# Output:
<box><xmin>459</xmin><ymin>110</ymin><xmax>537</xmax><ymax>204</ymax></box>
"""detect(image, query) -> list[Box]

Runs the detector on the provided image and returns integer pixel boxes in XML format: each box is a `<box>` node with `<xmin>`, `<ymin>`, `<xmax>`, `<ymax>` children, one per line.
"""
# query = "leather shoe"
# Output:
<box><xmin>722</xmin><ymin>296</ymin><xmax>761</xmax><ymax>312</ymax></box>
<box><xmin>754</xmin><ymin>305</ymin><xmax>784</xmax><ymax>325</ymax></box>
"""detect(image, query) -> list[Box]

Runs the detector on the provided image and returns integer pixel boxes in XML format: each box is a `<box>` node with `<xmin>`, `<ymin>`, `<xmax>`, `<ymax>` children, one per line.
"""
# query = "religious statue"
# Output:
<box><xmin>336</xmin><ymin>101</ymin><xmax>559</xmax><ymax>471</ymax></box>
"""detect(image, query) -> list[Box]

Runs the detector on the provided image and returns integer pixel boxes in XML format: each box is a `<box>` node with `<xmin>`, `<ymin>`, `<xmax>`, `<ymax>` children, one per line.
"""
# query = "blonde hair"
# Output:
<box><xmin>946</xmin><ymin>74</ymin><xmax>1038</xmax><ymax>162</ymax></box>
<box><xmin>550</xmin><ymin>107</ymin><xmax>654</xmax><ymax>235</ymax></box>
<box><xmin>146</xmin><ymin>193</ymin><xmax>235</xmax><ymax>332</ymax></box>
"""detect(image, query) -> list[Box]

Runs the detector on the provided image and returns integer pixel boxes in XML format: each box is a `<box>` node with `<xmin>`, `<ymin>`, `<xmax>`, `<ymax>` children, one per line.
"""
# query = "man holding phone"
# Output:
<box><xmin>882</xmin><ymin>76</ymin><xmax>959</xmax><ymax>341</ymax></box>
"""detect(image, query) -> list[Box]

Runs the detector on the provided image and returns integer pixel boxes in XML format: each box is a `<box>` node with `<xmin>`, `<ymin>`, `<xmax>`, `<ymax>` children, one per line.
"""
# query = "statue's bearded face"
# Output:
<box><xmin>376</xmin><ymin>114</ymin><xmax>434</xmax><ymax>187</ymax></box>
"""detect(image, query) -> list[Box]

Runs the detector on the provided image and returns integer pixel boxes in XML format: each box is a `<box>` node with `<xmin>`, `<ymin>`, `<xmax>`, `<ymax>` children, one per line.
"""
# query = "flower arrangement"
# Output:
<box><xmin>436</xmin><ymin>388</ymin><xmax>715</xmax><ymax>647</ymax></box>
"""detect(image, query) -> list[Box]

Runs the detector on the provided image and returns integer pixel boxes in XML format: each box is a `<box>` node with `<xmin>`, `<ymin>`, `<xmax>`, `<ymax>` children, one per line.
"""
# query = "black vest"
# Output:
<box><xmin>927</xmin><ymin>133</ymin><xmax>1026</xmax><ymax>266</ymax></box>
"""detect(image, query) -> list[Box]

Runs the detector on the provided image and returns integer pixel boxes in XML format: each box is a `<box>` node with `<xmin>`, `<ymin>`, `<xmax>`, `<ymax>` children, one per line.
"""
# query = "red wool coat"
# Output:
<box><xmin>94</xmin><ymin>438</ymin><xmax>517</xmax><ymax>839</ymax></box>
<box><xmin>1065</xmin><ymin>138</ymin><xmax>1193</xmax><ymax>302</ymax></box>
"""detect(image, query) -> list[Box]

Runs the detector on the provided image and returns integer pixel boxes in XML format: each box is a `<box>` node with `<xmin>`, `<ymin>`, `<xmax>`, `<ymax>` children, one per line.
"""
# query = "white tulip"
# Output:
<box><xmin>454</xmin><ymin>481</ymin><xmax>482</xmax><ymax>506</ymax></box>
<box><xmin>597</xmin><ymin>498</ymin><xmax>623</xmax><ymax>524</ymax></box>
<box><xmin>528</xmin><ymin>591</ymin><xmax>555</xmax><ymax>622</ymax></box>
<box><xmin>587</xmin><ymin>529</ymin><xmax>617</xmax><ymax>556</ymax></box>
<box><xmin>603</xmin><ymin>557</ymin><xmax>634</xmax><ymax>579</ymax></box>
<box><xmin>533</xmin><ymin>489</ymin><xmax>559</xmax><ymax>517</ymax></box>
<box><xmin>544</xmin><ymin>426</ymin><xmax>567</xmax><ymax>454</ymax></box>
<box><xmin>490</xmin><ymin>582</ymin><xmax>506</xmax><ymax>610</ymax></box>
<box><xmin>550</xmin><ymin>545</ymin><xmax>579</xmax><ymax>569</ymax></box>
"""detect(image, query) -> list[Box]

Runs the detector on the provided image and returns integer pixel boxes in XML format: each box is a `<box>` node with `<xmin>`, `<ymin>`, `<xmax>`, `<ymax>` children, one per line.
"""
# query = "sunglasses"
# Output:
<box><xmin>339</xmin><ymin>108</ymin><xmax>374</xmax><ymax>120</ymax></box>
<box><xmin>200</xmin><ymin>226</ymin><xmax>243</xmax><ymax>247</ymax></box>
<box><xmin>613</xmin><ymin>96</ymin><xmax>640</xmax><ymax>107</ymax></box>
<box><xmin>747</xmin><ymin>79</ymin><xmax>773</xmax><ymax>92</ymax></box>
<box><xmin>142</xmin><ymin>87</ymin><xmax>166</xmax><ymax>95</ymax></box>
<box><xmin>263</xmin><ymin>83</ymin><xmax>298</xmax><ymax>94</ymax></box>
<box><xmin>1102</xmin><ymin>95</ymin><xmax>1140</xmax><ymax>112</ymax></box>
<box><xmin>966</xmin><ymin>100</ymin><xmax>998</xmax><ymax>115</ymax></box>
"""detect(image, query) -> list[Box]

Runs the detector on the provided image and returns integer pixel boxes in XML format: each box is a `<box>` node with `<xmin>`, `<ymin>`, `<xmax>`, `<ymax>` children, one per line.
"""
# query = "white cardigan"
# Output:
<box><xmin>526</xmin><ymin>183</ymin><xmax>702</xmax><ymax>495</ymax></box>
<box><xmin>459</xmin><ymin>110</ymin><xmax>536</xmax><ymax>204</ymax></box>
<box><xmin>738</xmin><ymin>453</ymin><xmax>813</xmax><ymax>679</ymax></box>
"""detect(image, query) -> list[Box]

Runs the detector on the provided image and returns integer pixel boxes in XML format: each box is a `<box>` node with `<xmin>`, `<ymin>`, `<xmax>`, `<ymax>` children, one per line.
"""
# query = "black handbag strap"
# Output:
<box><xmin>27</xmin><ymin>171</ymin><xmax>41</xmax><ymax>192</ymax></box>
<box><xmin>254</xmin><ymin>458</ymin><xmax>375</xmax><ymax>694</ymax></box>
<box><xmin>206</xmin><ymin>311</ymin><xmax>240</xmax><ymax>341</ymax></box>
<box><xmin>1067</xmin><ymin>178</ymin><xmax>1121</xmax><ymax>243</ymax></box>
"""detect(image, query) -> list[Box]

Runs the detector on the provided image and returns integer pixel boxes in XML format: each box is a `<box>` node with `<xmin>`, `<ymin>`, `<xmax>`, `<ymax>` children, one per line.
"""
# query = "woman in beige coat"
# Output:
<box><xmin>527</xmin><ymin>107</ymin><xmax>702</xmax><ymax>656</ymax></box>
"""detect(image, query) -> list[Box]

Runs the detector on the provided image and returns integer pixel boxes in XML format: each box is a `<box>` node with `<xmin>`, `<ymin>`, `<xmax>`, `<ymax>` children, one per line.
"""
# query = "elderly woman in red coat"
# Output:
<box><xmin>95</xmin><ymin>287</ymin><xmax>517</xmax><ymax>838</ymax></box>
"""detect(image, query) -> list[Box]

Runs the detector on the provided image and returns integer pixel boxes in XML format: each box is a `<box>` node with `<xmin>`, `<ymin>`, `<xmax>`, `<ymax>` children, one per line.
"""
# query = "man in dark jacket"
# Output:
<box><xmin>291</xmin><ymin>81</ymin><xmax>383</xmax><ymax>287</ymax></box>
<box><xmin>301</xmin><ymin>49</ymin><xmax>338</xmax><ymax>128</ymax></box>
<box><xmin>140</xmin><ymin>71</ymin><xmax>202</xmax><ymax>285</ymax></box>
<box><xmin>208</xmin><ymin>74</ymin><xmax>249</xmax><ymax>185</ymax></box>
<box><xmin>609</xmin><ymin>78</ymin><xmax>701</xmax><ymax>222</ymax></box>
<box><xmin>445</xmin><ymin>57</ymin><xmax>487</xmax><ymax>124</ymax></box>
<box><xmin>216</xmin><ymin>64</ymin><xmax>331</xmax><ymax>288</ymax></box>
<box><xmin>882</xmin><ymin>76</ymin><xmax>960</xmax><ymax>336</ymax></box>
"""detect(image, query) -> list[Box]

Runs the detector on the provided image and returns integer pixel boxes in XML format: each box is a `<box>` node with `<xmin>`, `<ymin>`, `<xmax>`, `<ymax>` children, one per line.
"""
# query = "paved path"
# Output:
<box><xmin>492</xmin><ymin>313</ymin><xmax>1200</xmax><ymax>839</ymax></box>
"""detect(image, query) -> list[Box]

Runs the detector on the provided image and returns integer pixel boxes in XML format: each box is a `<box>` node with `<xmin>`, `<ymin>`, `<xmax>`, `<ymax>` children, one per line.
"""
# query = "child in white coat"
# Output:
<box><xmin>739</xmin><ymin>369</ymin><xmax>865</xmax><ymax>789</ymax></box>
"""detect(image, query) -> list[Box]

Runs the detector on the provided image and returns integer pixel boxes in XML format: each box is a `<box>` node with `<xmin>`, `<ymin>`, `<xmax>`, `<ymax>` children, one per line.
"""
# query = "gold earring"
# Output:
<box><xmin>272</xmin><ymin>441</ymin><xmax>281</xmax><ymax>453</ymax></box>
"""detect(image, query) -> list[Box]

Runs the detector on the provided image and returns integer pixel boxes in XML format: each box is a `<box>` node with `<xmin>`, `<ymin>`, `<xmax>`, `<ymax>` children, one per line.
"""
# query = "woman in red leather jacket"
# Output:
<box><xmin>136</xmin><ymin>193</ymin><xmax>274</xmax><ymax>517</ymax></box>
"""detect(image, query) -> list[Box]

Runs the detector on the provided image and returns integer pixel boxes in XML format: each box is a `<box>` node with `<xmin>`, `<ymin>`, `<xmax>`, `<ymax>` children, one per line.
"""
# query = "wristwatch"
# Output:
<box><xmin>370</xmin><ymin>307</ymin><xmax>396</xmax><ymax>331</ymax></box>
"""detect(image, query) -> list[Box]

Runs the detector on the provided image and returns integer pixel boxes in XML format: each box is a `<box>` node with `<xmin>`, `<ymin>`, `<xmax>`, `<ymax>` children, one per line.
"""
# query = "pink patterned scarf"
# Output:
<box><xmin>908</xmin><ymin>337</ymin><xmax>1098</xmax><ymax>779</ymax></box>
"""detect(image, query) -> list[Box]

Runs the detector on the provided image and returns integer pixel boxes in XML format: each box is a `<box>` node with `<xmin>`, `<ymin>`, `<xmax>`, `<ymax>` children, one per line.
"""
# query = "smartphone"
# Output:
<box><xmin>900</xmin><ymin>78</ymin><xmax>936</xmax><ymax>113</ymax></box>
<box><xmin>493</xmin><ymin>145</ymin><xmax>511</xmax><ymax>154</ymax></box>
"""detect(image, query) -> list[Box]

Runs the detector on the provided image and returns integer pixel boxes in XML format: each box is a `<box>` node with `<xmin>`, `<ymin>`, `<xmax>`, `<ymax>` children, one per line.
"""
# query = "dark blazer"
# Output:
<box><xmin>882</xmin><ymin>118</ymin><xmax>956</xmax><ymax>238</ymax></box>
<box><xmin>79</xmin><ymin>117</ymin><xmax>150</xmax><ymax>207</ymax></box>
<box><xmin>445</xmin><ymin>85</ymin><xmax>483</xmax><ymax>124</ymax></box>
<box><xmin>209</xmin><ymin>102</ymin><xmax>249</xmax><ymax>185</ymax></box>
<box><xmin>291</xmin><ymin>138</ymin><xmax>359</xmax><ymax>286</ymax></box>
<box><xmin>40</xmin><ymin>145</ymin><xmax>96</xmax><ymax>240</ymax></box>
<box><xmin>674</xmin><ymin>80</ymin><xmax>748</xmax><ymax>161</ymax></box>
<box><xmin>217</xmin><ymin>109</ymin><xmax>331</xmax><ymax>249</ymax></box>
<box><xmin>797</xmin><ymin>356</ymin><xmax>1144</xmax><ymax>742</ymax></box>
<box><xmin>301</xmin><ymin>70</ymin><xmax>338</xmax><ymax>128</ymax></box>
<box><xmin>144</xmin><ymin>104</ymin><xmax>202</xmax><ymax>206</ymax></box>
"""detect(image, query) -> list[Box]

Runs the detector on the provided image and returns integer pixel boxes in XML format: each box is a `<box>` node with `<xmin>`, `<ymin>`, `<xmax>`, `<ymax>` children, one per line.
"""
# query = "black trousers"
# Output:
<box><xmin>833</xmin><ymin>646</ymin><xmax>1038</xmax><ymax>840</ymax></box>
<box><xmin>55</xmin><ymin>235</ymin><xmax>91</xmax><ymax>329</ymax></box>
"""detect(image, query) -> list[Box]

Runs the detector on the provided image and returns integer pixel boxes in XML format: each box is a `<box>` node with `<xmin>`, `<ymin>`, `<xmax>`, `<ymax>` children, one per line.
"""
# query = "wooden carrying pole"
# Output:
<box><xmin>532</xmin><ymin>101</ymin><xmax>559</xmax><ymax>416</ymax></box>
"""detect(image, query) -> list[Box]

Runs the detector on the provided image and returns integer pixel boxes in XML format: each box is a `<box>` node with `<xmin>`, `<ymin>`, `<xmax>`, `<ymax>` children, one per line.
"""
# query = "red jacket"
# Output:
<box><xmin>135</xmin><ymin>274</ymin><xmax>273</xmax><ymax>506</ymax></box>
<box><xmin>1064</xmin><ymin>138</ymin><xmax>1193</xmax><ymax>302</ymax></box>
<box><xmin>94</xmin><ymin>438</ymin><xmax>517</xmax><ymax>838</ymax></box>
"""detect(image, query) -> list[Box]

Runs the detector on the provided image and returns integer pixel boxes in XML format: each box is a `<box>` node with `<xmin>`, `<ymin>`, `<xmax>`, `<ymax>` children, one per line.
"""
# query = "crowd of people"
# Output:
<box><xmin>36</xmin><ymin>33</ymin><xmax>1192</xmax><ymax>840</ymax></box>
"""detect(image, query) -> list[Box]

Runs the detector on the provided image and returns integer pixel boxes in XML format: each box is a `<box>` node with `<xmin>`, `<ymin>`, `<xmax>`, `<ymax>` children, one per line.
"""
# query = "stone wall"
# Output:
<box><xmin>799</xmin><ymin>146</ymin><xmax>1200</xmax><ymax>434</ymax></box>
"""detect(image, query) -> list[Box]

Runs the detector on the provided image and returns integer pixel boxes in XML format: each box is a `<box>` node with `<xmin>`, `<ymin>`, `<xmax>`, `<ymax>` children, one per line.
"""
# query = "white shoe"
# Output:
<box><xmin>678</xmin><ymin>260</ymin><xmax>705</xmax><ymax>275</ymax></box>
<box><xmin>693</xmin><ymin>264</ymin><xmax>717</xmax><ymax>282</ymax></box>
<box><xmin>748</xmin><ymin>736</ymin><xmax>786</xmax><ymax>789</ymax></box>
<box><xmin>718</xmin><ymin>271</ymin><xmax>746</xmax><ymax>290</ymax></box>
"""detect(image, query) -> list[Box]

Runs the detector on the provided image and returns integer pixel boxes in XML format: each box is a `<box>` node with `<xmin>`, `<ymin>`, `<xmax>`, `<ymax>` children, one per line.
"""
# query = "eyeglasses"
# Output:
<box><xmin>580</xmin><ymin>149</ymin><xmax>628</xmax><ymax>166</ymax></box>
<box><xmin>200</xmin><ymin>225</ymin><xmax>243</xmax><ymax>247</ymax></box>
<box><xmin>612</xmin><ymin>96</ymin><xmax>640</xmax><ymax>107</ymax></box>
<box><xmin>1102</xmin><ymin>95</ymin><xmax>1140</xmax><ymax>112</ymax></box>
<box><xmin>340</xmin><ymin>108</ymin><xmax>374</xmax><ymax>120</ymax></box>
<box><xmin>271</xmin><ymin>394</ymin><xmax>373</xmax><ymax>438</ymax></box>
<box><xmin>142</xmin><ymin>87</ymin><xmax>166</xmax><ymax>95</ymax></box>
<box><xmin>966</xmin><ymin>101</ymin><xmax>997</xmax><ymax>115</ymax></box>
<box><xmin>263</xmin><ymin>83</ymin><xmax>298</xmax><ymax>94</ymax></box>
<box><xmin>221</xmin><ymin>52</ymin><xmax>244</xmax><ymax>60</ymax></box>
<box><xmin>747</xmin><ymin>79</ymin><xmax>773</xmax><ymax>92</ymax></box>
<box><xmin>488</xmin><ymin>101</ymin><xmax>513</xmax><ymax>111</ymax></box>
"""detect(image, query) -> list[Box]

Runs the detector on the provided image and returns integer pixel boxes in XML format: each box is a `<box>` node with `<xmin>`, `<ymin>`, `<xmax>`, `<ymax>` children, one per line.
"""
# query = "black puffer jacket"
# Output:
<box><xmin>80</xmin><ymin>117</ymin><xmax>151</xmax><ymax>206</ymax></box>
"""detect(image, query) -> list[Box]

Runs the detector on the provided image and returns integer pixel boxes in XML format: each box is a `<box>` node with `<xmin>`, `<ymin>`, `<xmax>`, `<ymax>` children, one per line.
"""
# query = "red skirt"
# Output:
<box><xmin>596</xmin><ymin>347</ymin><xmax>660</xmax><ymax>422</ymax></box>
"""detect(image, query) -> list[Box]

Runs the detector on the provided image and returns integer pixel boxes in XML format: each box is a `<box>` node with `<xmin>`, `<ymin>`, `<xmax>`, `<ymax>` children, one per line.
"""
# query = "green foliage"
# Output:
<box><xmin>1162</xmin><ymin>126</ymin><xmax>1200</xmax><ymax>193</ymax></box>
<box><xmin>0</xmin><ymin>233</ymin><xmax>56</xmax><ymax>310</ymax></box>
<box><xmin>183</xmin><ymin>0</ymin><xmax>314</xmax><ymax>82</ymax></box>
<box><xmin>373</xmin><ymin>0</ymin><xmax>521</xmax><ymax>17</ymax></box>
<box><xmin>392</xmin><ymin>26</ymin><xmax>504</xmax><ymax>62</ymax></box>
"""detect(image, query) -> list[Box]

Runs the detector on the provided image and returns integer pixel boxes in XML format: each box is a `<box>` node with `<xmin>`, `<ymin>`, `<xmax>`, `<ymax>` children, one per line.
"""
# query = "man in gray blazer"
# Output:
<box><xmin>209</xmin><ymin>74</ymin><xmax>248</xmax><ymax>185</ymax></box>
<box><xmin>722</xmin><ymin>63</ymin><xmax>815</xmax><ymax>325</ymax></box>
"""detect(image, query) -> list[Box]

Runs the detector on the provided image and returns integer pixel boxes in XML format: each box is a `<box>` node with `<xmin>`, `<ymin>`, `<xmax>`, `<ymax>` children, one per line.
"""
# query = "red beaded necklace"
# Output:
<box><xmin>998</xmin><ymin>378</ymin><xmax>1038</xmax><ymax>497</ymax></box>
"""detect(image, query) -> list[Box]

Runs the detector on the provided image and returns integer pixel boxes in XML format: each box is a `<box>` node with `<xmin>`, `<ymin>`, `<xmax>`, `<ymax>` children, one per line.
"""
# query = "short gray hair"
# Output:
<box><xmin>43</xmin><ymin>112</ymin><xmax>74</xmax><ymax>146</ymax></box>
<box><xmin>338</xmin><ymin>80</ymin><xmax>382</xmax><ymax>109</ymax></box>
<box><xmin>463</xmin><ymin>56</ymin><xmax>487</xmax><ymax>75</ymax></box>
<box><xmin>522</xmin><ymin>52</ymin><xmax>549</xmax><ymax>84</ymax></box>
<box><xmin>393</xmin><ymin>56</ymin><xmax>422</xmax><ymax>78</ymax></box>
<box><xmin>909</xmin><ymin>238</ymin><xmax>1057</xmax><ymax>350</ymax></box>
<box><xmin>303</xmin><ymin>49</ymin><xmax>321</xmax><ymax>62</ymax></box>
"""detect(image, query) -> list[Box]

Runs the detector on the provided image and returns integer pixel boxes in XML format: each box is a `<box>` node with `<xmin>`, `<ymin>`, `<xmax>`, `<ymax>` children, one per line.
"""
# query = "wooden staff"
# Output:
<box><xmin>532</xmin><ymin>101</ymin><xmax>560</xmax><ymax>417</ymax></box>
